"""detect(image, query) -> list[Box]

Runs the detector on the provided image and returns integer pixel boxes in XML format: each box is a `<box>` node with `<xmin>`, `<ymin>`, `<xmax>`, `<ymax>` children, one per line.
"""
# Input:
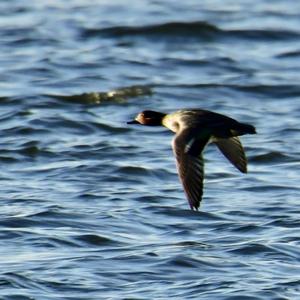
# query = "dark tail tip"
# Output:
<box><xmin>242</xmin><ymin>123</ymin><xmax>256</xmax><ymax>134</ymax></box>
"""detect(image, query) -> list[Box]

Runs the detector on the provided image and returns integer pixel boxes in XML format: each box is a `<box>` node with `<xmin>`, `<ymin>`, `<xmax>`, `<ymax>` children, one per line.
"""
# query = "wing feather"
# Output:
<box><xmin>214</xmin><ymin>137</ymin><xmax>247</xmax><ymax>173</ymax></box>
<box><xmin>172</xmin><ymin>130</ymin><xmax>209</xmax><ymax>210</ymax></box>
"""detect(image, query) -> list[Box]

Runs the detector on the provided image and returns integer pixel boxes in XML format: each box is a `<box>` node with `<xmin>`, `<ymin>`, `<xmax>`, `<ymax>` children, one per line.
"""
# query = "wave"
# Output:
<box><xmin>72</xmin><ymin>234</ymin><xmax>123</xmax><ymax>246</ymax></box>
<box><xmin>227</xmin><ymin>242</ymin><xmax>287</xmax><ymax>256</ymax></box>
<box><xmin>250</xmin><ymin>151</ymin><xmax>294</xmax><ymax>164</ymax></box>
<box><xmin>276</xmin><ymin>50</ymin><xmax>300</xmax><ymax>58</ymax></box>
<box><xmin>81</xmin><ymin>21</ymin><xmax>219</xmax><ymax>39</ymax></box>
<box><xmin>81</xmin><ymin>21</ymin><xmax>300</xmax><ymax>41</ymax></box>
<box><xmin>156</xmin><ymin>83</ymin><xmax>300</xmax><ymax>98</ymax></box>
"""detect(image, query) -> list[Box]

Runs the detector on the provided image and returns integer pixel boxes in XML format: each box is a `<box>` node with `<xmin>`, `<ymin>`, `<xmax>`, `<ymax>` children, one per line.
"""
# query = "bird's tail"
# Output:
<box><xmin>229</xmin><ymin>122</ymin><xmax>256</xmax><ymax>137</ymax></box>
<box><xmin>238</xmin><ymin>123</ymin><xmax>256</xmax><ymax>135</ymax></box>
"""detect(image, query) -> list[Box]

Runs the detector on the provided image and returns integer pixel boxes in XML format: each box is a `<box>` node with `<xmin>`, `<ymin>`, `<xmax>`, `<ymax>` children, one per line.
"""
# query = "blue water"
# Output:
<box><xmin>0</xmin><ymin>1</ymin><xmax>300</xmax><ymax>299</ymax></box>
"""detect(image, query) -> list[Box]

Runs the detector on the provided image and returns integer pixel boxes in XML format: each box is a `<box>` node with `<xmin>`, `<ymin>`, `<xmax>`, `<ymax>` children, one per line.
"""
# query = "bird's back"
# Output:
<box><xmin>163</xmin><ymin>109</ymin><xmax>255</xmax><ymax>138</ymax></box>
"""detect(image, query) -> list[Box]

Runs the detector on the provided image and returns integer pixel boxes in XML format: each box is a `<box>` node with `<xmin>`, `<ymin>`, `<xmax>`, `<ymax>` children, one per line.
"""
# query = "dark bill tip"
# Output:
<box><xmin>127</xmin><ymin>120</ymin><xmax>139</xmax><ymax>124</ymax></box>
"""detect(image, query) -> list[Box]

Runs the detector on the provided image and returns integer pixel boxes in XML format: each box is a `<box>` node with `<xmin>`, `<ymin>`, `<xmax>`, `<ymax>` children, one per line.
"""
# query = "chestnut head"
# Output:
<box><xmin>127</xmin><ymin>110</ymin><xmax>166</xmax><ymax>126</ymax></box>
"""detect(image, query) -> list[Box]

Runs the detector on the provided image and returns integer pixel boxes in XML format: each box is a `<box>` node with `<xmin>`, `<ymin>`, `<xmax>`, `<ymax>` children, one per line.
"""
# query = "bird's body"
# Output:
<box><xmin>127</xmin><ymin>109</ymin><xmax>256</xmax><ymax>210</ymax></box>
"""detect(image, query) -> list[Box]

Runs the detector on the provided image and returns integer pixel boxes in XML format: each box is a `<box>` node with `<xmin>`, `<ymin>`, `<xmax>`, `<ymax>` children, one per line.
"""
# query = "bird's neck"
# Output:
<box><xmin>162</xmin><ymin>114</ymin><xmax>180</xmax><ymax>133</ymax></box>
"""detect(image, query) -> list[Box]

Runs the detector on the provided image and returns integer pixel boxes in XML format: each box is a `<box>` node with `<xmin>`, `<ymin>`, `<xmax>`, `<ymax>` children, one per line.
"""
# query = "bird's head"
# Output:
<box><xmin>127</xmin><ymin>110</ymin><xmax>166</xmax><ymax>126</ymax></box>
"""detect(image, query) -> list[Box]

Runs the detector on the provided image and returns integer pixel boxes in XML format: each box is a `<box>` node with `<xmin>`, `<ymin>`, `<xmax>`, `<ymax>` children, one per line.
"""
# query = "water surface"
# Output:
<box><xmin>0</xmin><ymin>1</ymin><xmax>300</xmax><ymax>299</ymax></box>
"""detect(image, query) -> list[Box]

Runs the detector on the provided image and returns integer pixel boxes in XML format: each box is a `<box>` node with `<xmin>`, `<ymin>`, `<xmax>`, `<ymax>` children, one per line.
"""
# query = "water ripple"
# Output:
<box><xmin>81</xmin><ymin>21</ymin><xmax>300</xmax><ymax>42</ymax></box>
<box><xmin>0</xmin><ymin>1</ymin><xmax>300</xmax><ymax>299</ymax></box>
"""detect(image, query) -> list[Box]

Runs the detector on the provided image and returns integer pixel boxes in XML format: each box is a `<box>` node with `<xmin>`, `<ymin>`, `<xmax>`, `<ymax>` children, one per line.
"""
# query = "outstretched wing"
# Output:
<box><xmin>214</xmin><ymin>137</ymin><xmax>247</xmax><ymax>173</ymax></box>
<box><xmin>172</xmin><ymin>129</ymin><xmax>210</xmax><ymax>210</ymax></box>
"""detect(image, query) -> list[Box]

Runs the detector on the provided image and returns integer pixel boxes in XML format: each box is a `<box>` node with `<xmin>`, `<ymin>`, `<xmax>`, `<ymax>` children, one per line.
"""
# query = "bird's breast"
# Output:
<box><xmin>162</xmin><ymin>114</ymin><xmax>180</xmax><ymax>132</ymax></box>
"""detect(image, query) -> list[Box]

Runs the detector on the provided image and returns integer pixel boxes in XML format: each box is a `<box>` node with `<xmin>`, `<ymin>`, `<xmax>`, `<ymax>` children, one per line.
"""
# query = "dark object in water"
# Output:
<box><xmin>47</xmin><ymin>85</ymin><xmax>152</xmax><ymax>105</ymax></box>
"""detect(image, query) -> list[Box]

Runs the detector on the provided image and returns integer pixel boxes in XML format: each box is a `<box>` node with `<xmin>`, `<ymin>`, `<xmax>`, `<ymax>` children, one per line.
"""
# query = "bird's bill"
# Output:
<box><xmin>127</xmin><ymin>120</ymin><xmax>139</xmax><ymax>124</ymax></box>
